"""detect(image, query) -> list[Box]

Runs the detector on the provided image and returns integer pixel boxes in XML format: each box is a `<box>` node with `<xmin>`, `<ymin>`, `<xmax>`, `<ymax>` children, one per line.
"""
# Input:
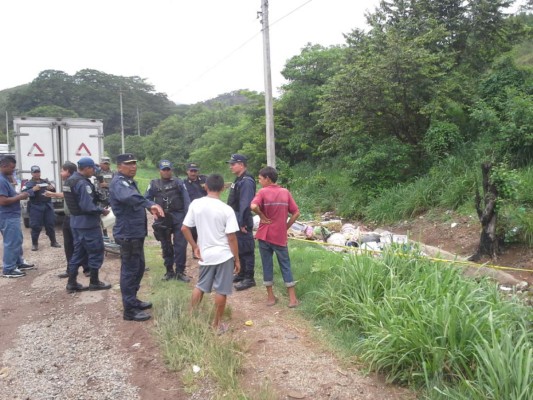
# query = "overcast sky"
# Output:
<box><xmin>1</xmin><ymin>0</ymin><xmax>383</xmax><ymax>104</ymax></box>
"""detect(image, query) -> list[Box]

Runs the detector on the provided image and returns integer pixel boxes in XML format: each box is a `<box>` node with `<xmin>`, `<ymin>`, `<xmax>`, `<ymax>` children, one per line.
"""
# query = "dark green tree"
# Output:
<box><xmin>275</xmin><ymin>44</ymin><xmax>344</xmax><ymax>163</ymax></box>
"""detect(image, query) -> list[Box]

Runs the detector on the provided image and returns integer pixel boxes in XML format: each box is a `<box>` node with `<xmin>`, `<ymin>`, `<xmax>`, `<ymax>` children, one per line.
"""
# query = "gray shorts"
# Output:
<box><xmin>196</xmin><ymin>257</ymin><xmax>234</xmax><ymax>296</ymax></box>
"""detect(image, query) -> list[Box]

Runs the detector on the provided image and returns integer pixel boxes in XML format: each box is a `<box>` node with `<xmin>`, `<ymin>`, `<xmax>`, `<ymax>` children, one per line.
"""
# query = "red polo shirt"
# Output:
<box><xmin>251</xmin><ymin>184</ymin><xmax>299</xmax><ymax>247</ymax></box>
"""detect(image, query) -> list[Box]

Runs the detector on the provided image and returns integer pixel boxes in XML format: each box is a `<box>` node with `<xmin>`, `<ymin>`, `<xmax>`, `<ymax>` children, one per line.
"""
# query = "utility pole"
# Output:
<box><xmin>119</xmin><ymin>88</ymin><xmax>125</xmax><ymax>153</ymax></box>
<box><xmin>260</xmin><ymin>0</ymin><xmax>276</xmax><ymax>167</ymax></box>
<box><xmin>5</xmin><ymin>111</ymin><xmax>9</xmax><ymax>151</ymax></box>
<box><xmin>136</xmin><ymin>106</ymin><xmax>141</xmax><ymax>136</ymax></box>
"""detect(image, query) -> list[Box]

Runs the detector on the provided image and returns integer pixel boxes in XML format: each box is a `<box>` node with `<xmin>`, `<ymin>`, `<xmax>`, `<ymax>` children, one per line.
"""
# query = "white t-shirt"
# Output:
<box><xmin>183</xmin><ymin>196</ymin><xmax>239</xmax><ymax>265</ymax></box>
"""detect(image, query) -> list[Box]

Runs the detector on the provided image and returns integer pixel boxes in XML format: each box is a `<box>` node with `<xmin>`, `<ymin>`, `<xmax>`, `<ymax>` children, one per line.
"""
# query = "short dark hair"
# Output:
<box><xmin>0</xmin><ymin>155</ymin><xmax>16</xmax><ymax>167</ymax></box>
<box><xmin>205</xmin><ymin>174</ymin><xmax>224</xmax><ymax>192</ymax></box>
<box><xmin>258</xmin><ymin>166</ymin><xmax>278</xmax><ymax>183</ymax></box>
<box><xmin>62</xmin><ymin>161</ymin><xmax>77</xmax><ymax>175</ymax></box>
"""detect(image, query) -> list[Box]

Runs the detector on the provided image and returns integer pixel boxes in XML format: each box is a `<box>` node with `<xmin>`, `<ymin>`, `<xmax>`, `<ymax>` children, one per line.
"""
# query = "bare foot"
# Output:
<box><xmin>266</xmin><ymin>297</ymin><xmax>278</xmax><ymax>307</ymax></box>
<box><xmin>288</xmin><ymin>301</ymin><xmax>299</xmax><ymax>308</ymax></box>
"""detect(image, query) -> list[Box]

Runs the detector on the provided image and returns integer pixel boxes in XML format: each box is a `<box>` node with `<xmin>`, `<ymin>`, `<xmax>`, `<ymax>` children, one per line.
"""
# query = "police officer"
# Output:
<box><xmin>24</xmin><ymin>165</ymin><xmax>61</xmax><ymax>251</ymax></box>
<box><xmin>227</xmin><ymin>154</ymin><xmax>256</xmax><ymax>290</ymax></box>
<box><xmin>95</xmin><ymin>156</ymin><xmax>114</xmax><ymax>207</ymax></box>
<box><xmin>183</xmin><ymin>162</ymin><xmax>207</xmax><ymax>253</ymax></box>
<box><xmin>44</xmin><ymin>161</ymin><xmax>90</xmax><ymax>279</ymax></box>
<box><xmin>109</xmin><ymin>153</ymin><xmax>164</xmax><ymax>322</ymax></box>
<box><xmin>63</xmin><ymin>157</ymin><xmax>111</xmax><ymax>293</ymax></box>
<box><xmin>145</xmin><ymin>160</ymin><xmax>191</xmax><ymax>282</ymax></box>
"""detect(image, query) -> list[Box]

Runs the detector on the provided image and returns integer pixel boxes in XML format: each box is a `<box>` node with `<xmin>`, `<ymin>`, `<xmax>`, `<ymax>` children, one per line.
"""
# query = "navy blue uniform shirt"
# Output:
<box><xmin>69</xmin><ymin>172</ymin><xmax>104</xmax><ymax>229</ymax></box>
<box><xmin>110</xmin><ymin>173</ymin><xmax>155</xmax><ymax>239</ymax></box>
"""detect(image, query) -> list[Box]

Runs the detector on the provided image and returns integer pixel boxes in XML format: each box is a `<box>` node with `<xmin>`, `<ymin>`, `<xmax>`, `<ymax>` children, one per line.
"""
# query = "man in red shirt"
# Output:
<box><xmin>251</xmin><ymin>166</ymin><xmax>300</xmax><ymax>308</ymax></box>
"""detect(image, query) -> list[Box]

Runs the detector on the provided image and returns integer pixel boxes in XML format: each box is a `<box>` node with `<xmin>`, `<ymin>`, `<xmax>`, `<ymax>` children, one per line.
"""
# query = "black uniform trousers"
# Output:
<box><xmin>117</xmin><ymin>238</ymin><xmax>146</xmax><ymax>311</ymax></box>
<box><xmin>29</xmin><ymin>202</ymin><xmax>56</xmax><ymax>244</ymax></box>
<box><xmin>62</xmin><ymin>216</ymin><xmax>88</xmax><ymax>271</ymax></box>
<box><xmin>237</xmin><ymin>230</ymin><xmax>255</xmax><ymax>280</ymax></box>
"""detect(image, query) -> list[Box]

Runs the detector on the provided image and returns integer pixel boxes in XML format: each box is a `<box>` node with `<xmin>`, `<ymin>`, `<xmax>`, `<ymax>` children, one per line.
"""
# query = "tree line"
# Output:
<box><xmin>2</xmin><ymin>0</ymin><xmax>532</xmax><ymax>189</ymax></box>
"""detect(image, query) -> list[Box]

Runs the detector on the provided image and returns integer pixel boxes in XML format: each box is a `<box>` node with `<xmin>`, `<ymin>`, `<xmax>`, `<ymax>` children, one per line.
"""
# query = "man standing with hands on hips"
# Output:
<box><xmin>227</xmin><ymin>154</ymin><xmax>256</xmax><ymax>291</ymax></box>
<box><xmin>110</xmin><ymin>153</ymin><xmax>165</xmax><ymax>322</ymax></box>
<box><xmin>145</xmin><ymin>160</ymin><xmax>191</xmax><ymax>282</ymax></box>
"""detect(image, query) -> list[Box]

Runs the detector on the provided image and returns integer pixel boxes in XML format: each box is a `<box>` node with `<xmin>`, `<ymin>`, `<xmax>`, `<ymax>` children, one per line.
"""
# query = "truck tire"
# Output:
<box><xmin>23</xmin><ymin>217</ymin><xmax>30</xmax><ymax>228</ymax></box>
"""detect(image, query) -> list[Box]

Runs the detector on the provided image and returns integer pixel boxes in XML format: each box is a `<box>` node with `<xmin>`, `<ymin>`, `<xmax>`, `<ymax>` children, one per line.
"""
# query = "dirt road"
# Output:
<box><xmin>0</xmin><ymin>222</ymin><xmax>416</xmax><ymax>399</ymax></box>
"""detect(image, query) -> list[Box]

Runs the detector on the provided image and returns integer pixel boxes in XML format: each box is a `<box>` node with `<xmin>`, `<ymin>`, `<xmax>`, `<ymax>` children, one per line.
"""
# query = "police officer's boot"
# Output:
<box><xmin>50</xmin><ymin>233</ymin><xmax>61</xmax><ymax>248</ymax></box>
<box><xmin>89</xmin><ymin>268</ymin><xmax>112</xmax><ymax>291</ymax></box>
<box><xmin>162</xmin><ymin>266</ymin><xmax>176</xmax><ymax>281</ymax></box>
<box><xmin>235</xmin><ymin>278</ymin><xmax>256</xmax><ymax>291</ymax></box>
<box><xmin>66</xmin><ymin>271</ymin><xmax>88</xmax><ymax>293</ymax></box>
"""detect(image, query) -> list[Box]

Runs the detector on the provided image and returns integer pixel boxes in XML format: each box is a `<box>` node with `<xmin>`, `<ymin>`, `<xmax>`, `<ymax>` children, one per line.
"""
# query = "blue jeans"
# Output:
<box><xmin>258</xmin><ymin>240</ymin><xmax>295</xmax><ymax>287</ymax></box>
<box><xmin>1</xmin><ymin>216</ymin><xmax>24</xmax><ymax>273</ymax></box>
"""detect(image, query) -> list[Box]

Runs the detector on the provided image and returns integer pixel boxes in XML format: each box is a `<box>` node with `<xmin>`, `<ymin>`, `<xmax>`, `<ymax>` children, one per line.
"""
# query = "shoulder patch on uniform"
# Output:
<box><xmin>86</xmin><ymin>185</ymin><xmax>93</xmax><ymax>194</ymax></box>
<box><xmin>122</xmin><ymin>180</ymin><xmax>130</xmax><ymax>187</ymax></box>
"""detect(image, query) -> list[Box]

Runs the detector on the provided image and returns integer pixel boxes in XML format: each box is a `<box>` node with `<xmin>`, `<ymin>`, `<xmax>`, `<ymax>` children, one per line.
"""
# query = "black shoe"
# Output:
<box><xmin>18</xmin><ymin>263</ymin><xmax>36</xmax><ymax>271</ymax></box>
<box><xmin>31</xmin><ymin>244</ymin><xmax>38</xmax><ymax>251</ymax></box>
<box><xmin>234</xmin><ymin>279</ymin><xmax>256</xmax><ymax>291</ymax></box>
<box><xmin>162</xmin><ymin>271</ymin><xmax>176</xmax><ymax>281</ymax></box>
<box><xmin>89</xmin><ymin>268</ymin><xmax>111</xmax><ymax>291</ymax></box>
<box><xmin>58</xmin><ymin>271</ymin><xmax>69</xmax><ymax>279</ymax></box>
<box><xmin>51</xmin><ymin>242</ymin><xmax>62</xmax><ymax>248</ymax></box>
<box><xmin>19</xmin><ymin>260</ymin><xmax>35</xmax><ymax>268</ymax></box>
<box><xmin>136</xmin><ymin>301</ymin><xmax>153</xmax><ymax>310</ymax></box>
<box><xmin>175</xmin><ymin>273</ymin><xmax>191</xmax><ymax>283</ymax></box>
<box><xmin>124</xmin><ymin>308</ymin><xmax>151</xmax><ymax>322</ymax></box>
<box><xmin>66</xmin><ymin>282</ymin><xmax>89</xmax><ymax>293</ymax></box>
<box><xmin>89</xmin><ymin>281</ymin><xmax>112</xmax><ymax>291</ymax></box>
<box><xmin>233</xmin><ymin>274</ymin><xmax>245</xmax><ymax>283</ymax></box>
<box><xmin>2</xmin><ymin>268</ymin><xmax>26</xmax><ymax>278</ymax></box>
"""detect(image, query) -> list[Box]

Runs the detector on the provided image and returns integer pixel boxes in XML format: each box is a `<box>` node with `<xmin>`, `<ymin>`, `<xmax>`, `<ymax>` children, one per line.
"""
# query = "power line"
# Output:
<box><xmin>169</xmin><ymin>0</ymin><xmax>314</xmax><ymax>99</ymax></box>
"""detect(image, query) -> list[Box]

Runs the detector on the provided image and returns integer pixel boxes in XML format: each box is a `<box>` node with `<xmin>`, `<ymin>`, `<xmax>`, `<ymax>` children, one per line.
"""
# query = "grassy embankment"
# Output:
<box><xmin>139</xmin><ymin>163</ymin><xmax>532</xmax><ymax>399</ymax></box>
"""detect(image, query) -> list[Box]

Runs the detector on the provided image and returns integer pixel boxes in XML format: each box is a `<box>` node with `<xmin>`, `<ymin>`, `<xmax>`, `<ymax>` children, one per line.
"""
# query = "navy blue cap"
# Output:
<box><xmin>116</xmin><ymin>153</ymin><xmax>137</xmax><ymax>164</ymax></box>
<box><xmin>77</xmin><ymin>157</ymin><xmax>96</xmax><ymax>169</ymax></box>
<box><xmin>186</xmin><ymin>162</ymin><xmax>199</xmax><ymax>170</ymax></box>
<box><xmin>227</xmin><ymin>154</ymin><xmax>248</xmax><ymax>164</ymax></box>
<box><xmin>159</xmin><ymin>160</ymin><xmax>172</xmax><ymax>170</ymax></box>
<box><xmin>30</xmin><ymin>165</ymin><xmax>41</xmax><ymax>173</ymax></box>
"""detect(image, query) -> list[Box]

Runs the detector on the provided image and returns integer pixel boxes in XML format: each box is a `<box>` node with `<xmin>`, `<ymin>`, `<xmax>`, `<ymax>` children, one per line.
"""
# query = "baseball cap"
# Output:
<box><xmin>159</xmin><ymin>160</ymin><xmax>172</xmax><ymax>170</ymax></box>
<box><xmin>186</xmin><ymin>162</ymin><xmax>199</xmax><ymax>170</ymax></box>
<box><xmin>30</xmin><ymin>165</ymin><xmax>41</xmax><ymax>173</ymax></box>
<box><xmin>116</xmin><ymin>153</ymin><xmax>137</xmax><ymax>164</ymax></box>
<box><xmin>227</xmin><ymin>154</ymin><xmax>248</xmax><ymax>164</ymax></box>
<box><xmin>100</xmin><ymin>157</ymin><xmax>111</xmax><ymax>164</ymax></box>
<box><xmin>77</xmin><ymin>157</ymin><xmax>96</xmax><ymax>169</ymax></box>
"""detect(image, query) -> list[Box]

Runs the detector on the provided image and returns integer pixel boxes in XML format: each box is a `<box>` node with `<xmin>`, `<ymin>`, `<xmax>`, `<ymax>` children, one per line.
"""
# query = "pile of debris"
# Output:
<box><xmin>257</xmin><ymin>212</ymin><xmax>409</xmax><ymax>254</ymax></box>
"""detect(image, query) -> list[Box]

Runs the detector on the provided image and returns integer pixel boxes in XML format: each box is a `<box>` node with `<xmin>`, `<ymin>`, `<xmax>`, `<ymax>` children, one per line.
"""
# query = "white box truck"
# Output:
<box><xmin>13</xmin><ymin>116</ymin><xmax>104</xmax><ymax>227</ymax></box>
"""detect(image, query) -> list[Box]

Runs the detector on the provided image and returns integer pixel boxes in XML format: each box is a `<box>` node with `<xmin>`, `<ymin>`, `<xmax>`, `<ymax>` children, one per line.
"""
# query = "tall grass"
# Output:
<box><xmin>134</xmin><ymin>162</ymin><xmax>159</xmax><ymax>193</ymax></box>
<box><xmin>144</xmin><ymin>246</ymin><xmax>246</xmax><ymax>398</ymax></box>
<box><xmin>288</xmin><ymin>241</ymin><xmax>533</xmax><ymax>399</ymax></box>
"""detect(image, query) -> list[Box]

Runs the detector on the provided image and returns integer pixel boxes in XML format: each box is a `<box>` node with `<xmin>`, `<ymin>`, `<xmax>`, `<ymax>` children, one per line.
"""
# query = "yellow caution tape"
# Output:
<box><xmin>288</xmin><ymin>237</ymin><xmax>532</xmax><ymax>274</ymax></box>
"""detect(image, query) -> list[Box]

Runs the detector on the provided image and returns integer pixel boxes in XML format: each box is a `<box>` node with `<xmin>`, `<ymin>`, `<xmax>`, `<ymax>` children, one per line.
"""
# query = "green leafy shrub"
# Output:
<box><xmin>423</xmin><ymin>121</ymin><xmax>463</xmax><ymax>161</ymax></box>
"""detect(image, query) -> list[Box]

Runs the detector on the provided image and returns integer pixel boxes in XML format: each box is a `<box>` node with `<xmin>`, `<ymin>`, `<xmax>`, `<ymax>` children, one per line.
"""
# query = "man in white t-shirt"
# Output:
<box><xmin>181</xmin><ymin>174</ymin><xmax>240</xmax><ymax>333</ymax></box>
